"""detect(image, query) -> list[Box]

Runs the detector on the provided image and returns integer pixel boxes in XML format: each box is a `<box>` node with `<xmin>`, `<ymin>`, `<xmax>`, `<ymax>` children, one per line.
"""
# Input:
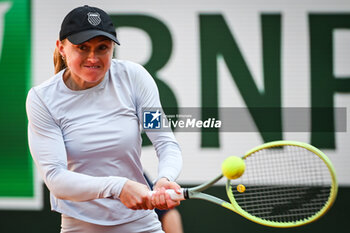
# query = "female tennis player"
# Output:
<box><xmin>26</xmin><ymin>5</ymin><xmax>182</xmax><ymax>233</ymax></box>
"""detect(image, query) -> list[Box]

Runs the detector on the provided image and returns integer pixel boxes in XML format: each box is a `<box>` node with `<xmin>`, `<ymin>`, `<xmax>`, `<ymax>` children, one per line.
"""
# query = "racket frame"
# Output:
<box><xmin>183</xmin><ymin>140</ymin><xmax>338</xmax><ymax>228</ymax></box>
<box><xmin>226</xmin><ymin>140</ymin><xmax>338</xmax><ymax>227</ymax></box>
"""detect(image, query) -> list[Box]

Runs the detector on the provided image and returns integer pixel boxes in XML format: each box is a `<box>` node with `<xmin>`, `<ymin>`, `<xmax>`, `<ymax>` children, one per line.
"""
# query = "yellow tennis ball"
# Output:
<box><xmin>221</xmin><ymin>156</ymin><xmax>245</xmax><ymax>179</ymax></box>
<box><xmin>237</xmin><ymin>184</ymin><xmax>246</xmax><ymax>193</ymax></box>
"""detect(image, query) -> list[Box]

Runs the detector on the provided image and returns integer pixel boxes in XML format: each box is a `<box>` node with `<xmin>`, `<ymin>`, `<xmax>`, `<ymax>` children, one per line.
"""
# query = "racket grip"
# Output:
<box><xmin>148</xmin><ymin>188</ymin><xmax>186</xmax><ymax>201</ymax></box>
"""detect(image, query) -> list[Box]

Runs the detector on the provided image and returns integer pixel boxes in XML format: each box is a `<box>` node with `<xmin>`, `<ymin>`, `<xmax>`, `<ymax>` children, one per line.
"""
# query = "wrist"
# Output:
<box><xmin>153</xmin><ymin>177</ymin><xmax>170</xmax><ymax>188</ymax></box>
<box><xmin>109</xmin><ymin>176</ymin><xmax>128</xmax><ymax>199</ymax></box>
<box><xmin>153</xmin><ymin>176</ymin><xmax>169</xmax><ymax>185</ymax></box>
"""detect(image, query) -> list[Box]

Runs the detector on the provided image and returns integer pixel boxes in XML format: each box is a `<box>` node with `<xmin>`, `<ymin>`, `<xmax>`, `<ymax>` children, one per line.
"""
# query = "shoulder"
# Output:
<box><xmin>110</xmin><ymin>59</ymin><xmax>151</xmax><ymax>79</ymax></box>
<box><xmin>30</xmin><ymin>71</ymin><xmax>63</xmax><ymax>97</ymax></box>
<box><xmin>27</xmin><ymin>71</ymin><xmax>64</xmax><ymax>107</ymax></box>
<box><xmin>110</xmin><ymin>59</ymin><xmax>145</xmax><ymax>73</ymax></box>
<box><xmin>110</xmin><ymin>59</ymin><xmax>156</xmax><ymax>88</ymax></box>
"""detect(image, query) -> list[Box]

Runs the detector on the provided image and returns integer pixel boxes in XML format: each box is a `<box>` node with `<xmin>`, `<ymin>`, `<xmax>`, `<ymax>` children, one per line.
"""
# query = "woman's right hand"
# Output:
<box><xmin>119</xmin><ymin>180</ymin><xmax>154</xmax><ymax>210</ymax></box>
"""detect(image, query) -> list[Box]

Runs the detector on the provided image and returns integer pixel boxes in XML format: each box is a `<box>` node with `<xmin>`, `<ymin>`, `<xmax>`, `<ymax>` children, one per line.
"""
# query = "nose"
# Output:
<box><xmin>87</xmin><ymin>51</ymin><xmax>98</xmax><ymax>63</ymax></box>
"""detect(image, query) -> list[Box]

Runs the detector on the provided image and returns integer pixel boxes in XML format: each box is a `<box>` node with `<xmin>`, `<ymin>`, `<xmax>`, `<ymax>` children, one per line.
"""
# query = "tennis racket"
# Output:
<box><xmin>150</xmin><ymin>140</ymin><xmax>338</xmax><ymax>228</ymax></box>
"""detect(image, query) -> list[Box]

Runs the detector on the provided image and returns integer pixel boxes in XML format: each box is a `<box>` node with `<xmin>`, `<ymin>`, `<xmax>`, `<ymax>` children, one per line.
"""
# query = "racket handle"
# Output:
<box><xmin>148</xmin><ymin>188</ymin><xmax>186</xmax><ymax>201</ymax></box>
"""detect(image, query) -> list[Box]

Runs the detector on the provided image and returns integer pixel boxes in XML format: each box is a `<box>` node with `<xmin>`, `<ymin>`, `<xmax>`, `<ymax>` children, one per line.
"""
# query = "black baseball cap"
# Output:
<box><xmin>59</xmin><ymin>5</ymin><xmax>120</xmax><ymax>45</ymax></box>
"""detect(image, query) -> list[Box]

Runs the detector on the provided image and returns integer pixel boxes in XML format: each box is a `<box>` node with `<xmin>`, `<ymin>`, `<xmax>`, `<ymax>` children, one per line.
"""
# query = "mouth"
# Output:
<box><xmin>84</xmin><ymin>65</ymin><xmax>101</xmax><ymax>69</ymax></box>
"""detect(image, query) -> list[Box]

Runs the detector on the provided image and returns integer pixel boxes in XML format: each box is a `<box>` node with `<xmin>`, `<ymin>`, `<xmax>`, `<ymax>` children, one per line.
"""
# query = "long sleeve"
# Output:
<box><xmin>26</xmin><ymin>88</ymin><xmax>127</xmax><ymax>201</ymax></box>
<box><xmin>133</xmin><ymin>64</ymin><xmax>182</xmax><ymax>182</ymax></box>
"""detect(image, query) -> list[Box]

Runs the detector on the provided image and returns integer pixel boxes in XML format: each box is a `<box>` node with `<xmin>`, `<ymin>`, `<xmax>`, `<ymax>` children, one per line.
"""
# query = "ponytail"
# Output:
<box><xmin>53</xmin><ymin>42</ymin><xmax>67</xmax><ymax>74</ymax></box>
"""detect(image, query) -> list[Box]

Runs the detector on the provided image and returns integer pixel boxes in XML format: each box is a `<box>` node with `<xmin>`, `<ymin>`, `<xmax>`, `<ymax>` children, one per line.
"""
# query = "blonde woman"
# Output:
<box><xmin>26</xmin><ymin>5</ymin><xmax>182</xmax><ymax>233</ymax></box>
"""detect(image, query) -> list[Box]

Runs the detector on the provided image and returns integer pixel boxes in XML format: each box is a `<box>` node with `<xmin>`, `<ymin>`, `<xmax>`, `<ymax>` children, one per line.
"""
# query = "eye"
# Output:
<box><xmin>98</xmin><ymin>44</ymin><xmax>108</xmax><ymax>50</ymax></box>
<box><xmin>78</xmin><ymin>45</ymin><xmax>87</xmax><ymax>51</ymax></box>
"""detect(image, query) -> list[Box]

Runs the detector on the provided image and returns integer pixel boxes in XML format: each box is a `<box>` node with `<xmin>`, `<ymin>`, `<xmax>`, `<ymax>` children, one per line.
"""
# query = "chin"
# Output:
<box><xmin>83</xmin><ymin>73</ymin><xmax>105</xmax><ymax>83</ymax></box>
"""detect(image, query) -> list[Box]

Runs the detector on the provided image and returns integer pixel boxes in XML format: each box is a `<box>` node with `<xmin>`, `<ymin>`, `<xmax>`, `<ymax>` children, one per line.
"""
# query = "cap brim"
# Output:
<box><xmin>67</xmin><ymin>29</ymin><xmax>120</xmax><ymax>45</ymax></box>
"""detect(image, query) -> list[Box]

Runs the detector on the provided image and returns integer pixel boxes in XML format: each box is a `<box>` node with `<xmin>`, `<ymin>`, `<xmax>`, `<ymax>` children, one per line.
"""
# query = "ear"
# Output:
<box><xmin>56</xmin><ymin>40</ymin><xmax>66</xmax><ymax>58</ymax></box>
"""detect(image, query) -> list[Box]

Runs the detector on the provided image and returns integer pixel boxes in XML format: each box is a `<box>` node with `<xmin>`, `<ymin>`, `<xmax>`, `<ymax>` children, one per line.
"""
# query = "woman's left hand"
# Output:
<box><xmin>151</xmin><ymin>178</ymin><xmax>182</xmax><ymax>210</ymax></box>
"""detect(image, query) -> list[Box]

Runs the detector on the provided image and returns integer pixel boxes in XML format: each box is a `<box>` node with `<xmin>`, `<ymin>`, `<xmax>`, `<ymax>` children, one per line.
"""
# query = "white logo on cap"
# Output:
<box><xmin>87</xmin><ymin>12</ymin><xmax>101</xmax><ymax>26</ymax></box>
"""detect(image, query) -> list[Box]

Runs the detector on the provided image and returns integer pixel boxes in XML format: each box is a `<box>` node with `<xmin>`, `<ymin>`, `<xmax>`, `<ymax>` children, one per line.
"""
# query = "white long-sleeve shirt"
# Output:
<box><xmin>26</xmin><ymin>59</ymin><xmax>182</xmax><ymax>225</ymax></box>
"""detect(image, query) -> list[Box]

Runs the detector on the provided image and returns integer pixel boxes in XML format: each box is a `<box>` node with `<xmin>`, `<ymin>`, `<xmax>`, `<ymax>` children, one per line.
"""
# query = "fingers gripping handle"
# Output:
<box><xmin>149</xmin><ymin>188</ymin><xmax>186</xmax><ymax>201</ymax></box>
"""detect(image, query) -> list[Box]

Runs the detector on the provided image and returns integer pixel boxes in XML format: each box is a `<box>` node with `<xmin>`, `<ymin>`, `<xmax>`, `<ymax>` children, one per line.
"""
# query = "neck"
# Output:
<box><xmin>63</xmin><ymin>70</ymin><xmax>103</xmax><ymax>90</ymax></box>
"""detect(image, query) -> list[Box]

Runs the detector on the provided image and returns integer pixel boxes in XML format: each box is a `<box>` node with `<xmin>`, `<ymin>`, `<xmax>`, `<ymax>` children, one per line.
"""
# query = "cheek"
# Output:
<box><xmin>102</xmin><ymin>56</ymin><xmax>112</xmax><ymax>70</ymax></box>
<box><xmin>66</xmin><ymin>55</ymin><xmax>82</xmax><ymax>70</ymax></box>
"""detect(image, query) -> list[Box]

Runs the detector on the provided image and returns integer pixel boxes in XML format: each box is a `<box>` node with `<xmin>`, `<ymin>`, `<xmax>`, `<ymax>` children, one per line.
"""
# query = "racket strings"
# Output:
<box><xmin>230</xmin><ymin>145</ymin><xmax>332</xmax><ymax>223</ymax></box>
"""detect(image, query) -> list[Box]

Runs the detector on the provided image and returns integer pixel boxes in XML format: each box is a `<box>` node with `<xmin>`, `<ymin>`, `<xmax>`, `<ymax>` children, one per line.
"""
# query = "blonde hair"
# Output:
<box><xmin>53</xmin><ymin>40</ymin><xmax>67</xmax><ymax>74</ymax></box>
